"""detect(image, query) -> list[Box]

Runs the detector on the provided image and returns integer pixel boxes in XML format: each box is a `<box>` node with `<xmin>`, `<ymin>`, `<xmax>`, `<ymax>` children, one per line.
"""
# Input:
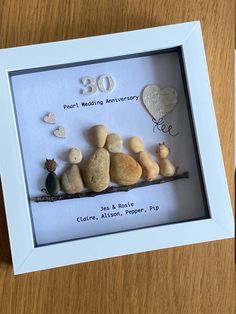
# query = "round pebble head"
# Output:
<box><xmin>90</xmin><ymin>124</ymin><xmax>108</xmax><ymax>148</ymax></box>
<box><xmin>128</xmin><ymin>136</ymin><xmax>144</xmax><ymax>153</ymax></box>
<box><xmin>68</xmin><ymin>148</ymin><xmax>82</xmax><ymax>164</ymax></box>
<box><xmin>156</xmin><ymin>143</ymin><xmax>169</xmax><ymax>159</ymax></box>
<box><xmin>105</xmin><ymin>133</ymin><xmax>123</xmax><ymax>153</ymax></box>
<box><xmin>45</xmin><ymin>159</ymin><xmax>58</xmax><ymax>172</ymax></box>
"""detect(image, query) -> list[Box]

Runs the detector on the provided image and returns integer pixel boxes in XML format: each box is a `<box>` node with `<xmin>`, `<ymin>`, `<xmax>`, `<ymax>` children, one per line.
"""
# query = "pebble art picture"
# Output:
<box><xmin>10</xmin><ymin>51</ymin><xmax>209</xmax><ymax>245</ymax></box>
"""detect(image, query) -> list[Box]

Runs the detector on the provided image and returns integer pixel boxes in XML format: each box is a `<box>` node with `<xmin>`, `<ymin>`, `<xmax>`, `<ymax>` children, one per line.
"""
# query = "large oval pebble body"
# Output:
<box><xmin>83</xmin><ymin>148</ymin><xmax>110</xmax><ymax>192</ymax></box>
<box><xmin>46</xmin><ymin>172</ymin><xmax>60</xmax><ymax>196</ymax></box>
<box><xmin>110</xmin><ymin>153</ymin><xmax>142</xmax><ymax>186</ymax></box>
<box><xmin>61</xmin><ymin>165</ymin><xmax>84</xmax><ymax>194</ymax></box>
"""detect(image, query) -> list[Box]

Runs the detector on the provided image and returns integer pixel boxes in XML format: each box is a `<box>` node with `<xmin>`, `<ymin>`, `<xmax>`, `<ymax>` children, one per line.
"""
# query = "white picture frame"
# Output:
<box><xmin>0</xmin><ymin>21</ymin><xmax>234</xmax><ymax>274</ymax></box>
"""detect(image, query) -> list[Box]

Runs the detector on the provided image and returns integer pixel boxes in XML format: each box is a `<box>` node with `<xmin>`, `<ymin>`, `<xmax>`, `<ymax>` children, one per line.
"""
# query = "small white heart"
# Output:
<box><xmin>142</xmin><ymin>85</ymin><xmax>178</xmax><ymax>120</ymax></box>
<box><xmin>43</xmin><ymin>112</ymin><xmax>56</xmax><ymax>124</ymax></box>
<box><xmin>53</xmin><ymin>126</ymin><xmax>66</xmax><ymax>138</ymax></box>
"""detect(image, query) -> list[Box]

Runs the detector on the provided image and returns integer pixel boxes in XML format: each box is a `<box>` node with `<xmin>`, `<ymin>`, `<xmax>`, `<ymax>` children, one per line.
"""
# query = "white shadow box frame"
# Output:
<box><xmin>0</xmin><ymin>21</ymin><xmax>234</xmax><ymax>274</ymax></box>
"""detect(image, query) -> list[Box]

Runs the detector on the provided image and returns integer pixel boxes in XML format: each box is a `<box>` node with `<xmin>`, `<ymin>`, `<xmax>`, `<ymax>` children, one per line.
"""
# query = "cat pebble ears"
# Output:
<box><xmin>156</xmin><ymin>143</ymin><xmax>170</xmax><ymax>159</ymax></box>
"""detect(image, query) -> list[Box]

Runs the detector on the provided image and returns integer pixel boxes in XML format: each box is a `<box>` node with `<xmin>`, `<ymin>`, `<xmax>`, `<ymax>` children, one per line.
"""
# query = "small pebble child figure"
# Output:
<box><xmin>156</xmin><ymin>143</ymin><xmax>176</xmax><ymax>177</ymax></box>
<box><xmin>61</xmin><ymin>148</ymin><xmax>84</xmax><ymax>194</ymax></box>
<box><xmin>128</xmin><ymin>136</ymin><xmax>159</xmax><ymax>181</ymax></box>
<box><xmin>43</xmin><ymin>159</ymin><xmax>61</xmax><ymax>196</ymax></box>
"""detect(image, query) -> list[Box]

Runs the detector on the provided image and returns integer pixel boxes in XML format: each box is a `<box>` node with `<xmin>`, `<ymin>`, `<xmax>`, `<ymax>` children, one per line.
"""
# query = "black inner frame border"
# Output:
<box><xmin>9</xmin><ymin>46</ymin><xmax>210</xmax><ymax>248</ymax></box>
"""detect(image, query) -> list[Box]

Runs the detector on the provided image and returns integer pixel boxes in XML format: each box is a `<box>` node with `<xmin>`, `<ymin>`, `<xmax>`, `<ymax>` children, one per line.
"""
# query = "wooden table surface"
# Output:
<box><xmin>0</xmin><ymin>1</ymin><xmax>234</xmax><ymax>313</ymax></box>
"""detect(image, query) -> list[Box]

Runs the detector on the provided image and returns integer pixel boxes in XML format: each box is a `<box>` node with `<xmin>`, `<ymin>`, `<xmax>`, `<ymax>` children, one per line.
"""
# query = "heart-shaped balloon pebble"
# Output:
<box><xmin>142</xmin><ymin>85</ymin><xmax>178</xmax><ymax>120</ymax></box>
<box><xmin>43</xmin><ymin>112</ymin><xmax>56</xmax><ymax>124</ymax></box>
<box><xmin>53</xmin><ymin>126</ymin><xmax>66</xmax><ymax>138</ymax></box>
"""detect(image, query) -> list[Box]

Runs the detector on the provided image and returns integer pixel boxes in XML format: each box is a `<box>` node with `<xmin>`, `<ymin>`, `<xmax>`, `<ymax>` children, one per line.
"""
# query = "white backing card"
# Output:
<box><xmin>10</xmin><ymin>51</ymin><xmax>208</xmax><ymax>245</ymax></box>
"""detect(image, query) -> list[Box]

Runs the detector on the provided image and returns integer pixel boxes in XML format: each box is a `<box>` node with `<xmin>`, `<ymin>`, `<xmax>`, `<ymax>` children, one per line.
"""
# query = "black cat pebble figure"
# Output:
<box><xmin>42</xmin><ymin>159</ymin><xmax>60</xmax><ymax>196</ymax></box>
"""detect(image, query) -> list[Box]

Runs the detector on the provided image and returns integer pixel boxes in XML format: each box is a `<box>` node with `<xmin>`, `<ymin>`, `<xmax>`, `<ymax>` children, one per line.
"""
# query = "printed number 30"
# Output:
<box><xmin>80</xmin><ymin>75</ymin><xmax>115</xmax><ymax>95</ymax></box>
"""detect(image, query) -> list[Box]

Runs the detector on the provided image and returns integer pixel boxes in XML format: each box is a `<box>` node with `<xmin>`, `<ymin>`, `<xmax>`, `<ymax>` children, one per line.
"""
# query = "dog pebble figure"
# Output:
<box><xmin>128</xmin><ymin>136</ymin><xmax>159</xmax><ymax>181</ymax></box>
<box><xmin>44</xmin><ymin>159</ymin><xmax>61</xmax><ymax>196</ymax></box>
<box><xmin>156</xmin><ymin>143</ymin><xmax>176</xmax><ymax>177</ymax></box>
<box><xmin>61</xmin><ymin>148</ymin><xmax>84</xmax><ymax>194</ymax></box>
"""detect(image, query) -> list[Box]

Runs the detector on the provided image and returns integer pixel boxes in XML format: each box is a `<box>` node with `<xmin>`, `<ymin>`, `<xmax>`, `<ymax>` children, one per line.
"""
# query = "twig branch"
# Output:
<box><xmin>31</xmin><ymin>171</ymin><xmax>189</xmax><ymax>203</ymax></box>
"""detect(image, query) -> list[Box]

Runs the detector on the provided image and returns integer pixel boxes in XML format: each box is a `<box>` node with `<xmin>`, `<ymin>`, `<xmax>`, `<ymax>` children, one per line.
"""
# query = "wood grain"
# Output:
<box><xmin>0</xmin><ymin>1</ymin><xmax>235</xmax><ymax>313</ymax></box>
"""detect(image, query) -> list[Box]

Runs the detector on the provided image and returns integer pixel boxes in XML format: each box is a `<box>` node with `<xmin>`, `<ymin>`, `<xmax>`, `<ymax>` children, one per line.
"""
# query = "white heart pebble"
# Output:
<box><xmin>43</xmin><ymin>112</ymin><xmax>56</xmax><ymax>124</ymax></box>
<box><xmin>142</xmin><ymin>85</ymin><xmax>178</xmax><ymax>121</ymax></box>
<box><xmin>53</xmin><ymin>126</ymin><xmax>66</xmax><ymax>138</ymax></box>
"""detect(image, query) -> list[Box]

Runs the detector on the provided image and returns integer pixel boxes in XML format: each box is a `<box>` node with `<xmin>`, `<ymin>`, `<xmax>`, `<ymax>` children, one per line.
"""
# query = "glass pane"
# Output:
<box><xmin>10</xmin><ymin>48</ymin><xmax>209</xmax><ymax>246</ymax></box>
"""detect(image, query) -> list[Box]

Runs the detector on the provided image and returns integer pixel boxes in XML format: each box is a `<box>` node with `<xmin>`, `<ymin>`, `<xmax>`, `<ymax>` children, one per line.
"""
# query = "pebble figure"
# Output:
<box><xmin>61</xmin><ymin>148</ymin><xmax>84</xmax><ymax>194</ymax></box>
<box><xmin>128</xmin><ymin>136</ymin><xmax>159</xmax><ymax>181</ymax></box>
<box><xmin>107</xmin><ymin>133</ymin><xmax>142</xmax><ymax>186</ymax></box>
<box><xmin>156</xmin><ymin>143</ymin><xmax>176</xmax><ymax>177</ymax></box>
<box><xmin>83</xmin><ymin>125</ymin><xmax>110</xmax><ymax>192</ymax></box>
<box><xmin>43</xmin><ymin>159</ymin><xmax>61</xmax><ymax>196</ymax></box>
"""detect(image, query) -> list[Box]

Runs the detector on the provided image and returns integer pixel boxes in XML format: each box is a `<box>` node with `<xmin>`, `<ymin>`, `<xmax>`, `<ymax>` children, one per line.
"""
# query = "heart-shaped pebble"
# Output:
<box><xmin>142</xmin><ymin>85</ymin><xmax>178</xmax><ymax>120</ymax></box>
<box><xmin>43</xmin><ymin>112</ymin><xmax>56</xmax><ymax>124</ymax></box>
<box><xmin>53</xmin><ymin>126</ymin><xmax>66</xmax><ymax>138</ymax></box>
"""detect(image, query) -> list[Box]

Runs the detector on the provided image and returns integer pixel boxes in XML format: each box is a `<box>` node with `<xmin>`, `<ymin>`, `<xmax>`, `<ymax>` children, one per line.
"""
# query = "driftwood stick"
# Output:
<box><xmin>31</xmin><ymin>171</ymin><xmax>189</xmax><ymax>203</ymax></box>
